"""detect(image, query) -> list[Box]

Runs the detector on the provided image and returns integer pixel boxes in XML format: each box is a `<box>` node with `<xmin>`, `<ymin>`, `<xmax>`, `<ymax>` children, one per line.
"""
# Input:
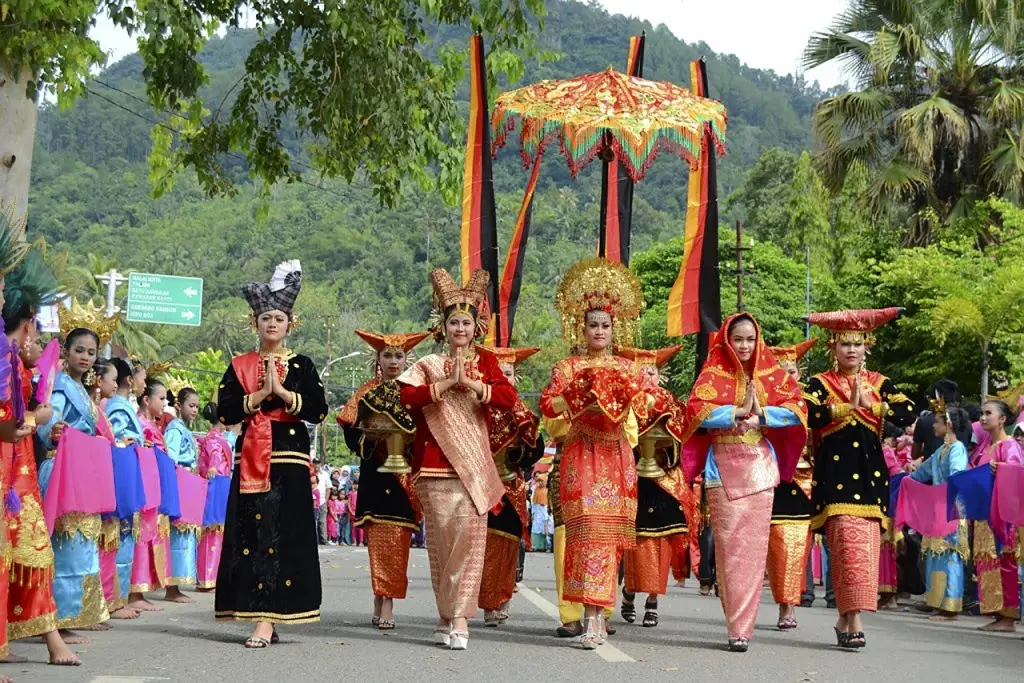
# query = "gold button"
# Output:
<box><xmin>289</xmin><ymin>429</ymin><xmax>296</xmax><ymax>435</ymax></box>
<box><xmin>874</xmin><ymin>471</ymin><xmax>882</xmax><ymax>477</ymax></box>
<box><xmin>853</xmin><ymin>494</ymin><xmax>861</xmax><ymax>500</ymax></box>
<box><xmin>870</xmin><ymin>481</ymin><xmax>876</xmax><ymax>487</ymax></box>
<box><xmin>258</xmin><ymin>583</ymin><xmax>263</xmax><ymax>589</ymax></box>
<box><xmin>837</xmin><ymin>484</ymin><xmax>844</xmax><ymax>490</ymax></box>
<box><xmin>255</xmin><ymin>513</ymin><xmax>262</xmax><ymax>520</ymax></box>
<box><xmin>852</xmin><ymin>441</ymin><xmax>860</xmax><ymax>448</ymax></box>
<box><xmin>404</xmin><ymin>404</ymin><xmax>411</xmax><ymax>410</ymax></box>
<box><xmin>269</xmin><ymin>548</ymin><xmax>274</xmax><ymax>554</ymax></box>
<box><xmin>219</xmin><ymin>384</ymin><xmax>225</xmax><ymax>389</ymax></box>
<box><xmin>833</xmin><ymin>455</ymin><xmax>840</xmax><ymax>461</ymax></box>
<box><xmin>385</xmin><ymin>489</ymin><xmax>391</xmax><ymax>495</ymax></box>
<box><xmin>293</xmin><ymin>363</ymin><xmax>300</xmax><ymax>368</ymax></box>
<box><xmin>648</xmin><ymin>507</ymin><xmax>654</xmax><ymax>513</ymax></box>
<box><xmin>816</xmin><ymin>504</ymin><xmax>821</xmax><ymax>509</ymax></box>
<box><xmin>243</xmin><ymin>548</ymin><xmax>250</xmax><ymax>555</ymax></box>
<box><xmin>678</xmin><ymin>505</ymin><xmax>683</xmax><ymax>511</ymax></box>
<box><xmin>285</xmin><ymin>580</ymin><xmax>292</xmax><ymax>586</ymax></box>
<box><xmin>852</xmin><ymin>473</ymin><xmax>860</xmax><ymax>480</ymax></box>
<box><xmin>812</xmin><ymin>480</ymin><xmax>817</xmax><ymax>486</ymax></box>
<box><xmin>790</xmin><ymin>490</ymin><xmax>797</xmax><ymax>496</ymax></box>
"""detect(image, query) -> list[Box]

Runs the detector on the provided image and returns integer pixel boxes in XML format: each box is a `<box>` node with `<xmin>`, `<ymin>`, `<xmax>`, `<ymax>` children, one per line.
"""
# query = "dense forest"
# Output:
<box><xmin>27</xmin><ymin>0</ymin><xmax>1024</xmax><ymax>461</ymax></box>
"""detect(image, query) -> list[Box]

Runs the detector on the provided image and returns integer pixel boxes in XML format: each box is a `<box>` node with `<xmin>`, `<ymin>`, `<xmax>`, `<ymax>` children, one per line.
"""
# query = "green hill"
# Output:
<box><xmin>27</xmin><ymin>0</ymin><xmax>829</xmax><ymax>395</ymax></box>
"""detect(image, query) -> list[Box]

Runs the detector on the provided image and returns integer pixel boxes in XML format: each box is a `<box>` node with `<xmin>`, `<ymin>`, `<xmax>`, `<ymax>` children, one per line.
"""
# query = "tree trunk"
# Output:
<box><xmin>980</xmin><ymin>340</ymin><xmax>990</xmax><ymax>403</ymax></box>
<box><xmin>0</xmin><ymin>61</ymin><xmax>37</xmax><ymax>221</ymax></box>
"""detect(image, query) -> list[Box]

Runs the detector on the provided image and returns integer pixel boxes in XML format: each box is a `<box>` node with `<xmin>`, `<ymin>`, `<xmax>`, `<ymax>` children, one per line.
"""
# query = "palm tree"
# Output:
<box><xmin>804</xmin><ymin>0</ymin><xmax>1024</xmax><ymax>245</ymax></box>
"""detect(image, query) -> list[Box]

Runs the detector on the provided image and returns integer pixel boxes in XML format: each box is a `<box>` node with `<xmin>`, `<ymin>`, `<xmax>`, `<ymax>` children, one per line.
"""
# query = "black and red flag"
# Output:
<box><xmin>461</xmin><ymin>33</ymin><xmax>500</xmax><ymax>327</ymax></box>
<box><xmin>598</xmin><ymin>32</ymin><xmax>645</xmax><ymax>265</ymax></box>
<box><xmin>666</xmin><ymin>58</ymin><xmax>721</xmax><ymax>370</ymax></box>
<box><xmin>496</xmin><ymin>155</ymin><xmax>542</xmax><ymax>346</ymax></box>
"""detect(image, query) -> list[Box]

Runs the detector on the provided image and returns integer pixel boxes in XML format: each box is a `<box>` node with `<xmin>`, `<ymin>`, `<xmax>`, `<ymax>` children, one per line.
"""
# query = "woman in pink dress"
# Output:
<box><xmin>973</xmin><ymin>399</ymin><xmax>1022</xmax><ymax>633</ymax></box>
<box><xmin>348</xmin><ymin>485</ymin><xmax>364</xmax><ymax>545</ymax></box>
<box><xmin>196</xmin><ymin>405</ymin><xmax>233</xmax><ymax>591</ymax></box>
<box><xmin>327</xmin><ymin>491</ymin><xmax>344</xmax><ymax>545</ymax></box>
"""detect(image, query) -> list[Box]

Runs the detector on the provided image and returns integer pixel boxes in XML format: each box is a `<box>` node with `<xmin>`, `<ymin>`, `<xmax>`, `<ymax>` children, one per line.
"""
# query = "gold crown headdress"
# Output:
<box><xmin>145</xmin><ymin>360</ymin><xmax>173</xmax><ymax>377</ymax></box>
<box><xmin>57</xmin><ymin>297</ymin><xmax>120</xmax><ymax>347</ymax></box>
<box><xmin>430</xmin><ymin>268</ymin><xmax>490</xmax><ymax>341</ymax></box>
<box><xmin>928</xmin><ymin>395</ymin><xmax>948</xmax><ymax>418</ymax></box>
<box><xmin>165</xmin><ymin>373</ymin><xmax>194</xmax><ymax>398</ymax></box>
<box><xmin>555</xmin><ymin>258</ymin><xmax>644</xmax><ymax>348</ymax></box>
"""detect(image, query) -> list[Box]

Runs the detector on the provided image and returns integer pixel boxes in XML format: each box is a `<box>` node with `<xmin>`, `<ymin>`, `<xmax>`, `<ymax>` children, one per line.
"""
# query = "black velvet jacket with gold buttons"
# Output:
<box><xmin>804</xmin><ymin>369</ymin><xmax>915</xmax><ymax>529</ymax></box>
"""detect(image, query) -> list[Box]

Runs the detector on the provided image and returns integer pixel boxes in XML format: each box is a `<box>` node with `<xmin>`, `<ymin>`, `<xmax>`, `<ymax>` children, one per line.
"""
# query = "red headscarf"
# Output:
<box><xmin>680</xmin><ymin>313</ymin><xmax>808</xmax><ymax>483</ymax></box>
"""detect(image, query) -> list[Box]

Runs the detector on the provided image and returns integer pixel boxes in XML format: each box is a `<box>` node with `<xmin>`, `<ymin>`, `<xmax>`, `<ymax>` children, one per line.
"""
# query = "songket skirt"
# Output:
<box><xmin>623</xmin><ymin>537</ymin><xmax>671</xmax><ymax>596</ymax></box>
<box><xmin>7</xmin><ymin>470</ymin><xmax>59</xmax><ymax>640</ymax></box>
<box><xmin>767</xmin><ymin>523</ymin><xmax>812</xmax><ymax>606</ymax></box>
<box><xmin>416</xmin><ymin>477</ymin><xmax>487</xmax><ymax>621</ymax></box>
<box><xmin>922</xmin><ymin>522</ymin><xmax>967</xmax><ymax>613</ymax></box>
<box><xmin>478</xmin><ymin>531</ymin><xmax>519</xmax><ymax>611</ymax></box>
<box><xmin>131</xmin><ymin>510</ymin><xmax>167</xmax><ymax>593</ymax></box>
<box><xmin>973</xmin><ymin>522</ymin><xmax>1019</xmax><ymax>618</ymax></box>
<box><xmin>826</xmin><ymin>515</ymin><xmax>880</xmax><ymax>614</ymax></box>
<box><xmin>560</xmin><ymin>428</ymin><xmax>637</xmax><ymax>607</ymax></box>
<box><xmin>707</xmin><ymin>487</ymin><xmax>772</xmax><ymax>640</ymax></box>
<box><xmin>214</xmin><ymin>460</ymin><xmax>322</xmax><ymax>624</ymax></box>
<box><xmin>366</xmin><ymin>523</ymin><xmax>412</xmax><ymax>599</ymax></box>
<box><xmin>39</xmin><ymin>457</ymin><xmax>110</xmax><ymax>629</ymax></box>
<box><xmin>196</xmin><ymin>526</ymin><xmax>224</xmax><ymax>589</ymax></box>
<box><xmin>167</xmin><ymin>524</ymin><xmax>198</xmax><ymax>586</ymax></box>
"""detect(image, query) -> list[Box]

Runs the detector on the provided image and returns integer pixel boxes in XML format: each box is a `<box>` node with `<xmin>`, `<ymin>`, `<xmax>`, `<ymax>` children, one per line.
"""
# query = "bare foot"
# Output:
<box><xmin>164</xmin><ymin>587</ymin><xmax>196</xmax><ymax>604</ymax></box>
<box><xmin>877</xmin><ymin>596</ymin><xmax>899</xmax><ymax>610</ymax></box>
<box><xmin>978</xmin><ymin>617</ymin><xmax>1016</xmax><ymax>632</ymax></box>
<box><xmin>58</xmin><ymin>630</ymin><xmax>90</xmax><ymax>645</ymax></box>
<box><xmin>1</xmin><ymin>653</ymin><xmax>28</xmax><ymax>663</ymax></box>
<box><xmin>0</xmin><ymin>675</ymin><xmax>12</xmax><ymax>683</ymax></box>
<box><xmin>195</xmin><ymin>587</ymin><xmax>215</xmax><ymax>593</ymax></box>
<box><xmin>127</xmin><ymin>594</ymin><xmax>163</xmax><ymax>612</ymax></box>
<box><xmin>43</xmin><ymin>630</ymin><xmax>81</xmax><ymax>666</ymax></box>
<box><xmin>80</xmin><ymin>622</ymin><xmax>112</xmax><ymax>631</ymax></box>
<box><xmin>928</xmin><ymin>612</ymin><xmax>958</xmax><ymax>621</ymax></box>
<box><xmin>109</xmin><ymin>607</ymin><xmax>141</xmax><ymax>620</ymax></box>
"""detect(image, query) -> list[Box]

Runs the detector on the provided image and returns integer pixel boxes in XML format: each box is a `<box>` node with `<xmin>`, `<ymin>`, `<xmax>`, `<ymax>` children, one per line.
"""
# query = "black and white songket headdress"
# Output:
<box><xmin>242</xmin><ymin>260</ymin><xmax>302</xmax><ymax>317</ymax></box>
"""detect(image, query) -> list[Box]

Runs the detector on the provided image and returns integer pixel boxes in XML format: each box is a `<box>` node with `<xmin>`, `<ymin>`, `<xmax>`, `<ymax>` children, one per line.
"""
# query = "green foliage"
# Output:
<box><xmin>171</xmin><ymin>348</ymin><xmax>228</xmax><ymax>423</ymax></box>
<box><xmin>804</xmin><ymin>0</ymin><xmax>1024</xmax><ymax>244</ymax></box>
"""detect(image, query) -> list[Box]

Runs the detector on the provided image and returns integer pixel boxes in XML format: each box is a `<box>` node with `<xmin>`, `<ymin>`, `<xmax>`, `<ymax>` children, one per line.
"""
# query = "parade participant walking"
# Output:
<box><xmin>339</xmin><ymin>330</ymin><xmax>427</xmax><ymax>630</ymax></box>
<box><xmin>766</xmin><ymin>339</ymin><xmax>817</xmax><ymax>631</ymax></box>
<box><xmin>805</xmin><ymin>308</ymin><xmax>915</xmax><ymax>649</ymax></box>
<box><xmin>214</xmin><ymin>260</ymin><xmax>328</xmax><ymax>648</ymax></box>
<box><xmin>680</xmin><ymin>314</ymin><xmax>807</xmax><ymax>652</ymax></box>
<box><xmin>616</xmin><ymin>344</ymin><xmax>690</xmax><ymax>629</ymax></box>
<box><xmin>540</xmin><ymin>258</ymin><xmax>648</xmax><ymax>650</ymax></box>
<box><xmin>195</xmin><ymin>401</ymin><xmax>233</xmax><ymax>591</ymax></box>
<box><xmin>478</xmin><ymin>346</ymin><xmax>545</xmax><ymax>627</ymax></box>
<box><xmin>398</xmin><ymin>268</ymin><xmax>517</xmax><ymax>651</ymax></box>
<box><xmin>163</xmin><ymin>385</ymin><xmax>201</xmax><ymax>603</ymax></box>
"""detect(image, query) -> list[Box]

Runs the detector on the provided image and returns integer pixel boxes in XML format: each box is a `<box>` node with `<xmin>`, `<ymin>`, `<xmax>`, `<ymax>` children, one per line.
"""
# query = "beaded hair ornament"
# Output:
<box><xmin>555</xmin><ymin>258</ymin><xmax>644</xmax><ymax>348</ymax></box>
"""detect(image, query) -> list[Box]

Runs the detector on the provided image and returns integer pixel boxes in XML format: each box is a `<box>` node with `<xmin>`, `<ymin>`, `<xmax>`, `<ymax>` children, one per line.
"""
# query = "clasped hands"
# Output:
<box><xmin>848</xmin><ymin>373</ymin><xmax>875</xmax><ymax>411</ymax></box>
<box><xmin>436</xmin><ymin>348</ymin><xmax>485</xmax><ymax>400</ymax></box>
<box><xmin>252</xmin><ymin>356</ymin><xmax>294</xmax><ymax>406</ymax></box>
<box><xmin>734</xmin><ymin>381</ymin><xmax>762</xmax><ymax>432</ymax></box>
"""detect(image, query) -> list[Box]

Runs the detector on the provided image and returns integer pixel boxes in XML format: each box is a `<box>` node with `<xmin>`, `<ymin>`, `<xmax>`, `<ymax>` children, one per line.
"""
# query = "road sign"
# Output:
<box><xmin>126</xmin><ymin>272</ymin><xmax>204</xmax><ymax>327</ymax></box>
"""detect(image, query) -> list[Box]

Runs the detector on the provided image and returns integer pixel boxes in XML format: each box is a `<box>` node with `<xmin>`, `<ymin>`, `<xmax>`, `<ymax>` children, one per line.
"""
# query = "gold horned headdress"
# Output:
<box><xmin>555</xmin><ymin>258</ymin><xmax>644</xmax><ymax>348</ymax></box>
<box><xmin>429</xmin><ymin>267</ymin><xmax>490</xmax><ymax>342</ymax></box>
<box><xmin>58</xmin><ymin>297</ymin><xmax>121</xmax><ymax>347</ymax></box>
<box><xmin>807</xmin><ymin>307</ymin><xmax>903</xmax><ymax>355</ymax></box>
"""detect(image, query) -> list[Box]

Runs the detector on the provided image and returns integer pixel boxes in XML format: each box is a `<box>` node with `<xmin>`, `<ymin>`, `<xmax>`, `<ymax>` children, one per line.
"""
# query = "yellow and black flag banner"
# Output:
<box><xmin>496</xmin><ymin>154</ymin><xmax>542</xmax><ymax>346</ymax></box>
<box><xmin>460</xmin><ymin>33</ymin><xmax>500</xmax><ymax>323</ymax></box>
<box><xmin>666</xmin><ymin>58</ymin><xmax>721</xmax><ymax>367</ymax></box>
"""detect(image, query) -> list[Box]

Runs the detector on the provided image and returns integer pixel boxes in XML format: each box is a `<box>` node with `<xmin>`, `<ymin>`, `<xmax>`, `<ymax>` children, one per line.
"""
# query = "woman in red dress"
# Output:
<box><xmin>540</xmin><ymin>258</ymin><xmax>649</xmax><ymax>650</ymax></box>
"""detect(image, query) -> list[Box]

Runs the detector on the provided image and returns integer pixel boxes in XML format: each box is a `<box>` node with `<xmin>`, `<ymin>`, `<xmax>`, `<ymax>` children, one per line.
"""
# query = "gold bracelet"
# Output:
<box><xmin>830</xmin><ymin>403</ymin><xmax>852</xmax><ymax>421</ymax></box>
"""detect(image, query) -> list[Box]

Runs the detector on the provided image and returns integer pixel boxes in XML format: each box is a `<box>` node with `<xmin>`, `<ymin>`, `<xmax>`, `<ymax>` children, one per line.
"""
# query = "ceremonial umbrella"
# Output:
<box><xmin>491</xmin><ymin>67</ymin><xmax>727</xmax><ymax>182</ymax></box>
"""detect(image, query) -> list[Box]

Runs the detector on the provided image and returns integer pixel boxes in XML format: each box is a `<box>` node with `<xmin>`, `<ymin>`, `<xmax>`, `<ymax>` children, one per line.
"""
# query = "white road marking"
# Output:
<box><xmin>517</xmin><ymin>584</ymin><xmax>635</xmax><ymax>663</ymax></box>
<box><xmin>89</xmin><ymin>677</ymin><xmax>171</xmax><ymax>682</ymax></box>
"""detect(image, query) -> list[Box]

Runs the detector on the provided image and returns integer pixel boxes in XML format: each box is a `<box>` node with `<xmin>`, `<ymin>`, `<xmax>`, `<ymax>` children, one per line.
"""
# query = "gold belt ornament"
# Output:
<box><xmin>712</xmin><ymin>429</ymin><xmax>763</xmax><ymax>446</ymax></box>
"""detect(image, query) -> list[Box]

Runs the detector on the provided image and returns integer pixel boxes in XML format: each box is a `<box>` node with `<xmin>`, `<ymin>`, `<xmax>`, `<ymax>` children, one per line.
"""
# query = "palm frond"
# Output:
<box><xmin>897</xmin><ymin>95</ymin><xmax>969</xmax><ymax>167</ymax></box>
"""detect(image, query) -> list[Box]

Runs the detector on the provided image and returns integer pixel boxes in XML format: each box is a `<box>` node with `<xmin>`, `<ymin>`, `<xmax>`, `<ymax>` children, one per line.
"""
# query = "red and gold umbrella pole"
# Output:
<box><xmin>599</xmin><ymin>33</ymin><xmax>646</xmax><ymax>265</ymax></box>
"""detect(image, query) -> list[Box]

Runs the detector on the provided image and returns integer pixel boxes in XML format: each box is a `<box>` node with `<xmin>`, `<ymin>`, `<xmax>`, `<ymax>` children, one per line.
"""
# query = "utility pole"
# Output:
<box><xmin>94</xmin><ymin>268</ymin><xmax>126</xmax><ymax>358</ymax></box>
<box><xmin>805</xmin><ymin>245</ymin><xmax>812</xmax><ymax>339</ymax></box>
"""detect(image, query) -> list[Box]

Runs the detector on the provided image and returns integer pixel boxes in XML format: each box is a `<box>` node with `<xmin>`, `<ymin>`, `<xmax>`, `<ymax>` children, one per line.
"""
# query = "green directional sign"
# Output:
<box><xmin>126</xmin><ymin>272</ymin><xmax>204</xmax><ymax>327</ymax></box>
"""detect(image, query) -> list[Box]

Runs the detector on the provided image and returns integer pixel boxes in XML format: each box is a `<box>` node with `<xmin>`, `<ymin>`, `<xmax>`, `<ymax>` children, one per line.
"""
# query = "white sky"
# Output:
<box><xmin>89</xmin><ymin>0</ymin><xmax>851</xmax><ymax>88</ymax></box>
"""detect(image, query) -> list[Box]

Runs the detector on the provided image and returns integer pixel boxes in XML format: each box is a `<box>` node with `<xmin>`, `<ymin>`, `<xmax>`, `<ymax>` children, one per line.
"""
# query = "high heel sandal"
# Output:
<box><xmin>433</xmin><ymin>625</ymin><xmax>451</xmax><ymax>647</ymax></box>
<box><xmin>597</xmin><ymin>613</ymin><xmax>608</xmax><ymax>645</ymax></box>
<box><xmin>579</xmin><ymin>617</ymin><xmax>601</xmax><ymax>650</ymax></box>
<box><xmin>449</xmin><ymin>629</ymin><xmax>469</xmax><ymax>651</ymax></box>
<box><xmin>642</xmin><ymin>598</ymin><xmax>658</xmax><ymax>628</ymax></box>
<box><xmin>620</xmin><ymin>587</ymin><xmax>636</xmax><ymax>624</ymax></box>
<box><xmin>728</xmin><ymin>637</ymin><xmax>749</xmax><ymax>652</ymax></box>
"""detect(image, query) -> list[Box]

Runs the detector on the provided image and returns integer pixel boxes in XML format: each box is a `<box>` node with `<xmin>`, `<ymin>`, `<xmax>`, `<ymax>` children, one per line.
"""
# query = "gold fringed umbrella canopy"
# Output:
<box><xmin>491</xmin><ymin>67</ymin><xmax>727</xmax><ymax>182</ymax></box>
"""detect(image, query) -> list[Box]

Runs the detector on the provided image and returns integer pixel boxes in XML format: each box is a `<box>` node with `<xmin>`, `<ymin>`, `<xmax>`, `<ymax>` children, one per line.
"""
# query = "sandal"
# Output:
<box><xmin>371</xmin><ymin>616</ymin><xmax>380</xmax><ymax>626</ymax></box>
<box><xmin>484</xmin><ymin>610</ymin><xmax>500</xmax><ymax>626</ymax></box>
<box><xmin>834</xmin><ymin>626</ymin><xmax>846</xmax><ymax>647</ymax></box>
<box><xmin>728</xmin><ymin>637</ymin><xmax>749</xmax><ymax>652</ymax></box>
<box><xmin>449</xmin><ymin>629</ymin><xmax>469</xmax><ymax>651</ymax></box>
<box><xmin>244</xmin><ymin>636</ymin><xmax>270</xmax><ymax>649</ymax></box>
<box><xmin>642</xmin><ymin>598</ymin><xmax>658</xmax><ymax>628</ymax></box>
<box><xmin>270</xmin><ymin>629</ymin><xmax>279</xmax><ymax>644</ymax></box>
<box><xmin>433</xmin><ymin>626</ymin><xmax>451</xmax><ymax>647</ymax></box>
<box><xmin>846</xmin><ymin>631</ymin><xmax>866</xmax><ymax>648</ymax></box>
<box><xmin>621</xmin><ymin>588</ymin><xmax>636</xmax><ymax>624</ymax></box>
<box><xmin>777</xmin><ymin>615</ymin><xmax>798</xmax><ymax>631</ymax></box>
<box><xmin>378</xmin><ymin>619</ymin><xmax>395</xmax><ymax>631</ymax></box>
<box><xmin>579</xmin><ymin>617</ymin><xmax>601</xmax><ymax>650</ymax></box>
